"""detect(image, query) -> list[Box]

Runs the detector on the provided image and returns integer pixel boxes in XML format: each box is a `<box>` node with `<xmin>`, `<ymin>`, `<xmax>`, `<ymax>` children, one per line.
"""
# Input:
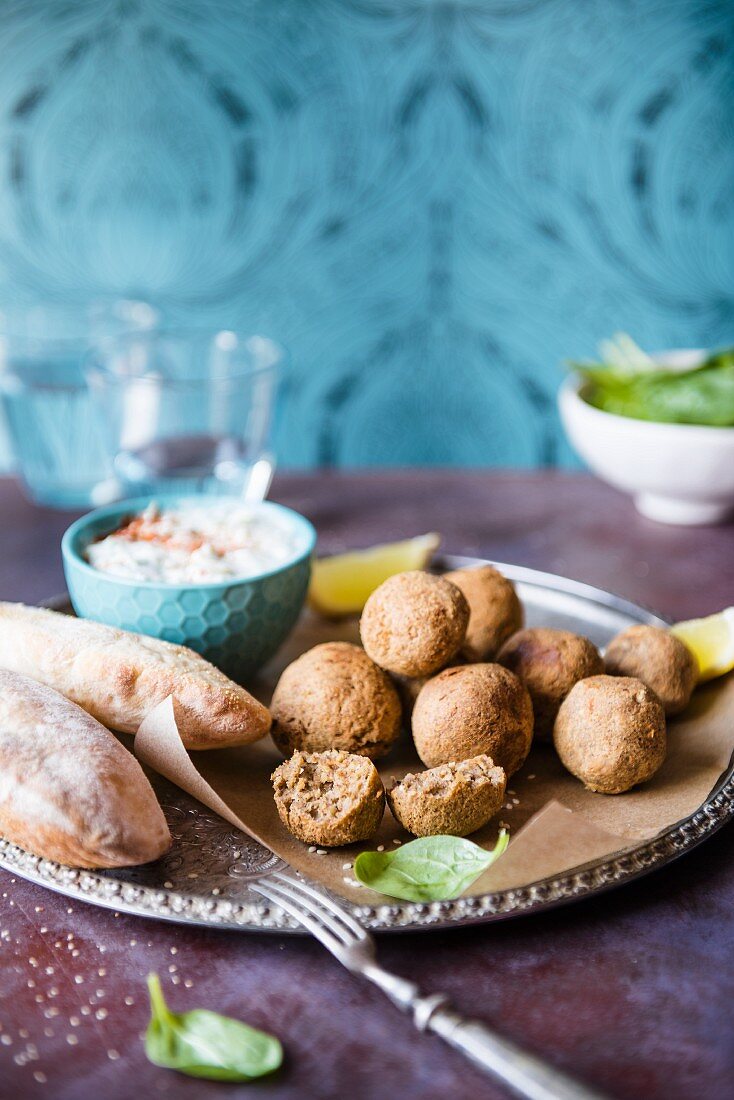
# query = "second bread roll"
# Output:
<box><xmin>0</xmin><ymin>669</ymin><xmax>170</xmax><ymax>868</ymax></box>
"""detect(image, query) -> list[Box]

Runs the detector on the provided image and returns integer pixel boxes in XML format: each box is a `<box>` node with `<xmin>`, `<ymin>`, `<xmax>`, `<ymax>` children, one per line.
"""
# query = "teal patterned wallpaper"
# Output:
<box><xmin>0</xmin><ymin>0</ymin><xmax>732</xmax><ymax>469</ymax></box>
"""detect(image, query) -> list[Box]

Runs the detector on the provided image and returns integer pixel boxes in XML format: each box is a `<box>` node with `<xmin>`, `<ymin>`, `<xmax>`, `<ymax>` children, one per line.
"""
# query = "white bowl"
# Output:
<box><xmin>558</xmin><ymin>350</ymin><xmax>734</xmax><ymax>526</ymax></box>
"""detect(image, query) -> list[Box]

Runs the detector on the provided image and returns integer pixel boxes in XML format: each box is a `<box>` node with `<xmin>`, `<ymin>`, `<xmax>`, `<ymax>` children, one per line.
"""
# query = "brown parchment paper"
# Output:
<box><xmin>134</xmin><ymin>613</ymin><xmax>734</xmax><ymax>905</ymax></box>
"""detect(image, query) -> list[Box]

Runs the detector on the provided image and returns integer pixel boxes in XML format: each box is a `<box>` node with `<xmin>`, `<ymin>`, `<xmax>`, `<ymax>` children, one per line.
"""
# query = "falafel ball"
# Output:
<box><xmin>387</xmin><ymin>755</ymin><xmax>506</xmax><ymax>837</ymax></box>
<box><xmin>412</xmin><ymin>663</ymin><xmax>533</xmax><ymax>776</ymax></box>
<box><xmin>270</xmin><ymin>642</ymin><xmax>402</xmax><ymax>759</ymax></box>
<box><xmin>553</xmin><ymin>675</ymin><xmax>666</xmax><ymax>794</ymax></box>
<box><xmin>604</xmin><ymin>624</ymin><xmax>696</xmax><ymax>716</ymax></box>
<box><xmin>497</xmin><ymin>627</ymin><xmax>603</xmax><ymax>739</ymax></box>
<box><xmin>272</xmin><ymin>749</ymin><xmax>385</xmax><ymax>846</ymax></box>
<box><xmin>444</xmin><ymin>565</ymin><xmax>524</xmax><ymax>661</ymax></box>
<box><xmin>360</xmin><ymin>570</ymin><xmax>469</xmax><ymax>678</ymax></box>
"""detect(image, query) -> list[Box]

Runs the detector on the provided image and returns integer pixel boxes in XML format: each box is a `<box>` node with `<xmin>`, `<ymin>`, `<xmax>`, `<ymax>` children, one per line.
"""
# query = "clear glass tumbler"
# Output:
<box><xmin>0</xmin><ymin>299</ymin><xmax>159</xmax><ymax>507</ymax></box>
<box><xmin>85</xmin><ymin>329</ymin><xmax>282</xmax><ymax>500</ymax></box>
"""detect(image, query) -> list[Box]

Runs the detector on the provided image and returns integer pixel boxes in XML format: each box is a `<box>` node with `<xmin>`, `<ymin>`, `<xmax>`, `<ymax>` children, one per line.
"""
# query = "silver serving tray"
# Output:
<box><xmin>2</xmin><ymin>556</ymin><xmax>732</xmax><ymax>934</ymax></box>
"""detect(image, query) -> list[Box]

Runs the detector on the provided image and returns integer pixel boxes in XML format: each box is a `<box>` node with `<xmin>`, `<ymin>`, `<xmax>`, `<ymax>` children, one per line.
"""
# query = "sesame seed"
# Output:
<box><xmin>392</xmin><ymin>839</ymin><xmax>402</xmax><ymax>845</ymax></box>
<box><xmin>73</xmin><ymin>976</ymin><xmax>83</xmax><ymax>985</ymax></box>
<box><xmin>163</xmin><ymin>881</ymin><xmax>173</xmax><ymax>889</ymax></box>
<box><xmin>170</xmin><ymin>947</ymin><xmax>177</xmax><ymax>955</ymax></box>
<box><xmin>107</xmin><ymin>1049</ymin><xmax>120</xmax><ymax>1061</ymax></box>
<box><xmin>527</xmin><ymin>774</ymin><xmax>536</xmax><ymax>780</ymax></box>
<box><xmin>124</xmin><ymin>996</ymin><xmax>134</xmax><ymax>1006</ymax></box>
<box><xmin>95</xmin><ymin>1009</ymin><xmax>107</xmax><ymax>1021</ymax></box>
<box><xmin>70</xmin><ymin>1017</ymin><xmax>80</xmax><ymax>1027</ymax></box>
<box><xmin>342</xmin><ymin>863</ymin><xmax>352</xmax><ymax>870</ymax></box>
<box><xmin>308</xmin><ymin>847</ymin><xmax>316</xmax><ymax>854</ymax></box>
<box><xmin>315</xmin><ymin>849</ymin><xmax>327</xmax><ymax>856</ymax></box>
<box><xmin>19</xmin><ymin>1029</ymin><xmax>29</xmax><ymax>1038</ymax></box>
<box><xmin>376</xmin><ymin>845</ymin><xmax>385</xmax><ymax>852</ymax></box>
<box><xmin>33</xmin><ymin>1072</ymin><xmax>47</xmax><ymax>1084</ymax></box>
<box><xmin>66</xmin><ymin>1035</ymin><xmax>78</xmax><ymax>1046</ymax></box>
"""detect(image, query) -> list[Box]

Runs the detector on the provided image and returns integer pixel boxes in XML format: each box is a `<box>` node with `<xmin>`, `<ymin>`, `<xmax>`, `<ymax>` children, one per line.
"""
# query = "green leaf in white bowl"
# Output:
<box><xmin>145</xmin><ymin>973</ymin><xmax>283</xmax><ymax>1082</ymax></box>
<box><xmin>354</xmin><ymin>830</ymin><xmax>509</xmax><ymax>902</ymax></box>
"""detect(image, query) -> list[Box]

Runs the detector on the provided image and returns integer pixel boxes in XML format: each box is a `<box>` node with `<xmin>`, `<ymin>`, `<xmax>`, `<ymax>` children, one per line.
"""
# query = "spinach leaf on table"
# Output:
<box><xmin>145</xmin><ymin>973</ymin><xmax>282</xmax><ymax>1082</ymax></box>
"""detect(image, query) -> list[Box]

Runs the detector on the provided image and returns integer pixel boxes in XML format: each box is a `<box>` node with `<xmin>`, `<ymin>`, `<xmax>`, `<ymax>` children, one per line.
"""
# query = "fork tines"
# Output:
<box><xmin>252</xmin><ymin>871</ymin><xmax>369</xmax><ymax>954</ymax></box>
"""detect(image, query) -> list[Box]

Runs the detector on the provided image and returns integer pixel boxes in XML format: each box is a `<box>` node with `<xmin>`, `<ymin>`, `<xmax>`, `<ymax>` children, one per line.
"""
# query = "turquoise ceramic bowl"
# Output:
<box><xmin>61</xmin><ymin>495</ymin><xmax>316</xmax><ymax>683</ymax></box>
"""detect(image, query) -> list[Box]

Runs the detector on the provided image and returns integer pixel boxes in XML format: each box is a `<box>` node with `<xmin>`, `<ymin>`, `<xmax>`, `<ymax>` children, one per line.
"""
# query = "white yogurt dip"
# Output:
<box><xmin>87</xmin><ymin>502</ymin><xmax>306</xmax><ymax>584</ymax></box>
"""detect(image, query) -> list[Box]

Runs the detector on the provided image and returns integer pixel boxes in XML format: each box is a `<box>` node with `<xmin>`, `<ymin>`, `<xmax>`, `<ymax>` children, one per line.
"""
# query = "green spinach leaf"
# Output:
<box><xmin>569</xmin><ymin>338</ymin><xmax>734</xmax><ymax>427</ymax></box>
<box><xmin>145</xmin><ymin>973</ymin><xmax>282</xmax><ymax>1081</ymax></box>
<box><xmin>354</xmin><ymin>831</ymin><xmax>509</xmax><ymax>902</ymax></box>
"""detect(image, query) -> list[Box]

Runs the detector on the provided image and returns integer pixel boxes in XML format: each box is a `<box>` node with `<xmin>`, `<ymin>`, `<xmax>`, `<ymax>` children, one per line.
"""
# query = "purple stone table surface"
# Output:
<box><xmin>0</xmin><ymin>471</ymin><xmax>733</xmax><ymax>1100</ymax></box>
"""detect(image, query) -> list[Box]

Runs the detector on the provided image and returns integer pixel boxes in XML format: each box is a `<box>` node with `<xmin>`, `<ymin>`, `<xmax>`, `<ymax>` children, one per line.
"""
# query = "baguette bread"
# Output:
<box><xmin>0</xmin><ymin>670</ymin><xmax>170</xmax><ymax>868</ymax></box>
<box><xmin>0</xmin><ymin>603</ymin><xmax>271</xmax><ymax>749</ymax></box>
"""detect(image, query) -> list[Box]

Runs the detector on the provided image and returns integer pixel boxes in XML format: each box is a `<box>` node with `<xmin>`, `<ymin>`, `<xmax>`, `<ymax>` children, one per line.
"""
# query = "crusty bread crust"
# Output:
<box><xmin>0</xmin><ymin>669</ymin><xmax>171</xmax><ymax>868</ymax></box>
<box><xmin>0</xmin><ymin>603</ymin><xmax>271</xmax><ymax>749</ymax></box>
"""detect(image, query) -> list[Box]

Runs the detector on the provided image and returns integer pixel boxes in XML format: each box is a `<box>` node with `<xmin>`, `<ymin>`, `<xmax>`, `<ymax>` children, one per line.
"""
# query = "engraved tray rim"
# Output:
<box><xmin>1</xmin><ymin>556</ymin><xmax>731</xmax><ymax>935</ymax></box>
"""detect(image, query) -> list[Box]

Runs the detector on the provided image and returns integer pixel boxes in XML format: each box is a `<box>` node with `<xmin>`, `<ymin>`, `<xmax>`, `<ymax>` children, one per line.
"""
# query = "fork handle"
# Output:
<box><xmin>426</xmin><ymin>1005</ymin><xmax>604</xmax><ymax>1100</ymax></box>
<box><xmin>363</xmin><ymin>963</ymin><xmax>605</xmax><ymax>1100</ymax></box>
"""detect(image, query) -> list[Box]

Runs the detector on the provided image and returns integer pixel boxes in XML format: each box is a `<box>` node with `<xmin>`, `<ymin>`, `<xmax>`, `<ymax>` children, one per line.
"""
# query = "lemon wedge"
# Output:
<box><xmin>671</xmin><ymin>608</ymin><xmax>734</xmax><ymax>682</ymax></box>
<box><xmin>309</xmin><ymin>533</ymin><xmax>441</xmax><ymax>617</ymax></box>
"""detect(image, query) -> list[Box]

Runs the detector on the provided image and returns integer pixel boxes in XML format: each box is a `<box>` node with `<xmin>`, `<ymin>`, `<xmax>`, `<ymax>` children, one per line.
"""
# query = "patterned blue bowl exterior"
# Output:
<box><xmin>61</xmin><ymin>495</ymin><xmax>315</xmax><ymax>683</ymax></box>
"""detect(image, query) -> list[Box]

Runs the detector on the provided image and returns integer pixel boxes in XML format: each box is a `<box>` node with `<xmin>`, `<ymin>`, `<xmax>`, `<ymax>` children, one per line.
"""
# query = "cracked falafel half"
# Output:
<box><xmin>272</xmin><ymin>749</ymin><xmax>385</xmax><ymax>847</ymax></box>
<box><xmin>387</xmin><ymin>755</ymin><xmax>506</xmax><ymax>837</ymax></box>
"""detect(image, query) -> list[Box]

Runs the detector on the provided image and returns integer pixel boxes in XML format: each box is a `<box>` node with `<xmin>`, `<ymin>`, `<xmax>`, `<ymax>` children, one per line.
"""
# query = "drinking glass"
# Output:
<box><xmin>0</xmin><ymin>300</ymin><xmax>159</xmax><ymax>507</ymax></box>
<box><xmin>85</xmin><ymin>329</ymin><xmax>282</xmax><ymax>500</ymax></box>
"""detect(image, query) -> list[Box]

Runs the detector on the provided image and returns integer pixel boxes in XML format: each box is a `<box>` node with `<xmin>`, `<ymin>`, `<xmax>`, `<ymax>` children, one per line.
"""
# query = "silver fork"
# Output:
<box><xmin>252</xmin><ymin>870</ymin><xmax>606</xmax><ymax>1100</ymax></box>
